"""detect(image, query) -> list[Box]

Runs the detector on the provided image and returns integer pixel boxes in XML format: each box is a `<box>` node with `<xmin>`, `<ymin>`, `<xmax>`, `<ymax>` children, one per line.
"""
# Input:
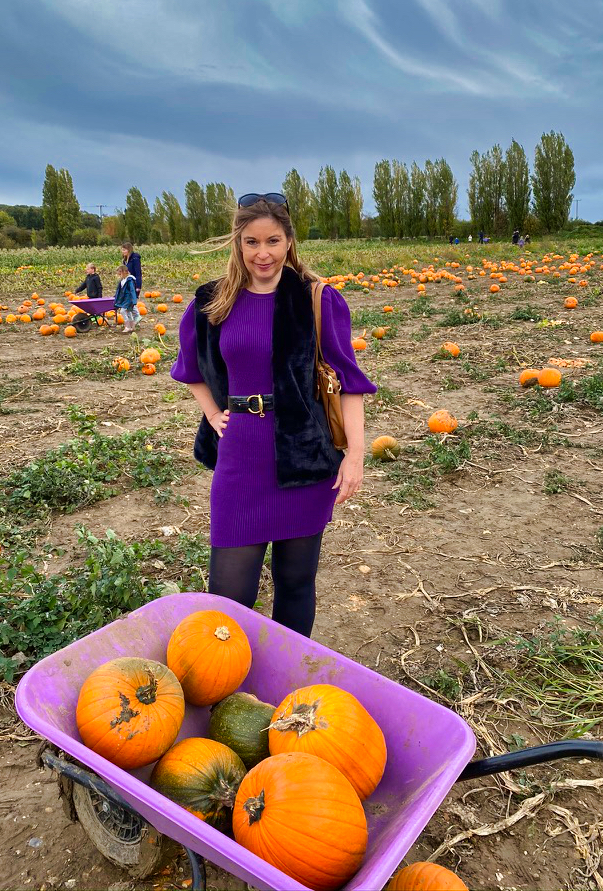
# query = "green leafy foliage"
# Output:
<box><xmin>0</xmin><ymin>528</ymin><xmax>214</xmax><ymax>683</ymax></box>
<box><xmin>1</xmin><ymin>422</ymin><xmax>181</xmax><ymax>519</ymax></box>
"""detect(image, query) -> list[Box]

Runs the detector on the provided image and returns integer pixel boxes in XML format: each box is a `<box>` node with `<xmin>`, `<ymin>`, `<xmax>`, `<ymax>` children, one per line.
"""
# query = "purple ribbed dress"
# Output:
<box><xmin>171</xmin><ymin>284</ymin><xmax>377</xmax><ymax>547</ymax></box>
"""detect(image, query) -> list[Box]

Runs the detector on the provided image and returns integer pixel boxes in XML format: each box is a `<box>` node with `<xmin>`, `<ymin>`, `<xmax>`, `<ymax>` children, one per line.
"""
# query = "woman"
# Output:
<box><xmin>170</xmin><ymin>194</ymin><xmax>377</xmax><ymax>637</ymax></box>
<box><xmin>121</xmin><ymin>242</ymin><xmax>142</xmax><ymax>298</ymax></box>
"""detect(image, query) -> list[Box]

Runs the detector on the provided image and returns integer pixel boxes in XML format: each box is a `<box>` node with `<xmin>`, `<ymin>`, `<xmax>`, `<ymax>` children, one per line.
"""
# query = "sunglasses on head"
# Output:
<box><xmin>237</xmin><ymin>192</ymin><xmax>290</xmax><ymax>214</ymax></box>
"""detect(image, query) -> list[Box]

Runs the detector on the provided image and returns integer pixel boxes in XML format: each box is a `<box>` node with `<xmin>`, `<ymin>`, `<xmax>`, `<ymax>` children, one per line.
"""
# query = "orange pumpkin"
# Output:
<box><xmin>112</xmin><ymin>356</ymin><xmax>131</xmax><ymax>372</ymax></box>
<box><xmin>372</xmin><ymin>435</ymin><xmax>400</xmax><ymax>461</ymax></box>
<box><xmin>64</xmin><ymin>325</ymin><xmax>77</xmax><ymax>337</ymax></box>
<box><xmin>537</xmin><ymin>367</ymin><xmax>562</xmax><ymax>388</ymax></box>
<box><xmin>172</xmin><ymin>294</ymin><xmax>183</xmax><ymax>303</ymax></box>
<box><xmin>371</xmin><ymin>326</ymin><xmax>390</xmax><ymax>339</ymax></box>
<box><xmin>167</xmin><ymin>610</ymin><xmax>252</xmax><ymax>706</ymax></box>
<box><xmin>233</xmin><ymin>752</ymin><xmax>367</xmax><ymax>891</ymax></box>
<box><xmin>441</xmin><ymin>341</ymin><xmax>460</xmax><ymax>358</ymax></box>
<box><xmin>519</xmin><ymin>369</ymin><xmax>540</xmax><ymax>388</ymax></box>
<box><xmin>138</xmin><ymin>304</ymin><xmax>148</xmax><ymax>316</ymax></box>
<box><xmin>590</xmin><ymin>331</ymin><xmax>603</xmax><ymax>343</ymax></box>
<box><xmin>144</xmin><ymin>291</ymin><xmax>152</xmax><ymax>298</ymax></box>
<box><xmin>157</xmin><ymin>303</ymin><xmax>168</xmax><ymax>313</ymax></box>
<box><xmin>427</xmin><ymin>410</ymin><xmax>458</xmax><ymax>434</ymax></box>
<box><xmin>32</xmin><ymin>309</ymin><xmax>46</xmax><ymax>320</ymax></box>
<box><xmin>140</xmin><ymin>347</ymin><xmax>161</xmax><ymax>365</ymax></box>
<box><xmin>383</xmin><ymin>305</ymin><xmax>394</xmax><ymax>313</ymax></box>
<box><xmin>76</xmin><ymin>657</ymin><xmax>185</xmax><ymax>769</ymax></box>
<box><xmin>49</xmin><ymin>324</ymin><xmax>60</xmax><ymax>334</ymax></box>
<box><xmin>39</xmin><ymin>324</ymin><xmax>52</xmax><ymax>336</ymax></box>
<box><xmin>269</xmin><ymin>684</ymin><xmax>386</xmax><ymax>800</ymax></box>
<box><xmin>5</xmin><ymin>314</ymin><xmax>17</xmax><ymax>323</ymax></box>
<box><xmin>489</xmin><ymin>283</ymin><xmax>500</xmax><ymax>293</ymax></box>
<box><xmin>154</xmin><ymin>323</ymin><xmax>167</xmax><ymax>336</ymax></box>
<box><xmin>564</xmin><ymin>297</ymin><xmax>578</xmax><ymax>309</ymax></box>
<box><xmin>150</xmin><ymin>738</ymin><xmax>246</xmax><ymax>832</ymax></box>
<box><xmin>387</xmin><ymin>862</ymin><xmax>468</xmax><ymax>891</ymax></box>
<box><xmin>141</xmin><ymin>362</ymin><xmax>156</xmax><ymax>375</ymax></box>
<box><xmin>352</xmin><ymin>337</ymin><xmax>367</xmax><ymax>351</ymax></box>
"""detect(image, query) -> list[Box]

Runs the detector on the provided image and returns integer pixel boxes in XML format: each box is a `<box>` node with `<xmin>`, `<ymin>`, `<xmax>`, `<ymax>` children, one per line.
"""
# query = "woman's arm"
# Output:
<box><xmin>186</xmin><ymin>383</ymin><xmax>230</xmax><ymax>438</ymax></box>
<box><xmin>332</xmin><ymin>394</ymin><xmax>365</xmax><ymax>504</ymax></box>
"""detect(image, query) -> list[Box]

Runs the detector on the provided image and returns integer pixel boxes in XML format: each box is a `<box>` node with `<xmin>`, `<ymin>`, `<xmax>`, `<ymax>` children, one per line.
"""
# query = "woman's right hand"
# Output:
<box><xmin>209</xmin><ymin>409</ymin><xmax>230</xmax><ymax>438</ymax></box>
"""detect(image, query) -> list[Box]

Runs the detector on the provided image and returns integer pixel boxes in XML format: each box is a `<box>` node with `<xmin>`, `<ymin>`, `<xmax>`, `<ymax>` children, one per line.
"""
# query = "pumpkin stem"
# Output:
<box><xmin>243</xmin><ymin>789</ymin><xmax>265</xmax><ymax>825</ymax></box>
<box><xmin>270</xmin><ymin>701</ymin><xmax>321</xmax><ymax>737</ymax></box>
<box><xmin>214</xmin><ymin>626</ymin><xmax>231</xmax><ymax>641</ymax></box>
<box><xmin>211</xmin><ymin>776</ymin><xmax>239</xmax><ymax>809</ymax></box>
<box><xmin>135</xmin><ymin>671</ymin><xmax>158</xmax><ymax>705</ymax></box>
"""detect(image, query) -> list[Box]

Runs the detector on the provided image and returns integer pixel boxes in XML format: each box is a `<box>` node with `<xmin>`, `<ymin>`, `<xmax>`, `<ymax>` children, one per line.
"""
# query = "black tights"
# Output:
<box><xmin>208</xmin><ymin>531</ymin><xmax>324</xmax><ymax>637</ymax></box>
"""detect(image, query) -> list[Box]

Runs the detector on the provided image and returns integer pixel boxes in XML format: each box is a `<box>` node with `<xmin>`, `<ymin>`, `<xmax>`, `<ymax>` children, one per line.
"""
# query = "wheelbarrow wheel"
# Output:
<box><xmin>72</xmin><ymin>312</ymin><xmax>92</xmax><ymax>333</ymax></box>
<box><xmin>72</xmin><ymin>782</ymin><xmax>178</xmax><ymax>879</ymax></box>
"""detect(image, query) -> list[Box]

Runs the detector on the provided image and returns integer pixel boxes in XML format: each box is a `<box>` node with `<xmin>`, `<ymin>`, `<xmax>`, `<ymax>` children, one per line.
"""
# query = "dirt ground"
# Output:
<box><xmin>1</xmin><ymin>255</ymin><xmax>602</xmax><ymax>891</ymax></box>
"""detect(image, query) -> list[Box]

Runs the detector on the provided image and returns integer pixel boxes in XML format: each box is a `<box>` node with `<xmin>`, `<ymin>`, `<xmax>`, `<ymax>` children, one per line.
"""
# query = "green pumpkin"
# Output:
<box><xmin>208</xmin><ymin>692</ymin><xmax>275</xmax><ymax>769</ymax></box>
<box><xmin>150</xmin><ymin>737</ymin><xmax>246</xmax><ymax>833</ymax></box>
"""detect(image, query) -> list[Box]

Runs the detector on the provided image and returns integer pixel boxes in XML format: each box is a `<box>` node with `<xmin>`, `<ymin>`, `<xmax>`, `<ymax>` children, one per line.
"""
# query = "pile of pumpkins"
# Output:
<box><xmin>75</xmin><ymin>609</ymin><xmax>467</xmax><ymax>891</ymax></box>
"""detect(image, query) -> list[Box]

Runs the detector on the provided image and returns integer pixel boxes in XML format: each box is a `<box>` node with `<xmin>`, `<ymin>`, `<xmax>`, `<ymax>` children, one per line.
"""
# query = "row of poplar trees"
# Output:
<box><xmin>120</xmin><ymin>131</ymin><xmax>576</xmax><ymax>243</ymax></box>
<box><xmin>119</xmin><ymin>167</ymin><xmax>363</xmax><ymax>245</ymax></box>
<box><xmin>41</xmin><ymin>131</ymin><xmax>575</xmax><ymax>246</ymax></box>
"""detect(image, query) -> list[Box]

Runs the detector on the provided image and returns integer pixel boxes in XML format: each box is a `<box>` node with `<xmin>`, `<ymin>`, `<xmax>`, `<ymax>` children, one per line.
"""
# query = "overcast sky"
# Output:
<box><xmin>2</xmin><ymin>0</ymin><xmax>602</xmax><ymax>221</ymax></box>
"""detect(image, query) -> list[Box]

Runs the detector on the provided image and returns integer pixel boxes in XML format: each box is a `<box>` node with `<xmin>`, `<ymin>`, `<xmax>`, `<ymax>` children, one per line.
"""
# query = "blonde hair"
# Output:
<box><xmin>197</xmin><ymin>200</ymin><xmax>320</xmax><ymax>326</ymax></box>
<box><xmin>117</xmin><ymin>264</ymin><xmax>129</xmax><ymax>276</ymax></box>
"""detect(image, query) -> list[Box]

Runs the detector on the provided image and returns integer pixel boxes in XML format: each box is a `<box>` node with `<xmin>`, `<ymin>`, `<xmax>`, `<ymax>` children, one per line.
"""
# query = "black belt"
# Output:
<box><xmin>227</xmin><ymin>394</ymin><xmax>274</xmax><ymax>417</ymax></box>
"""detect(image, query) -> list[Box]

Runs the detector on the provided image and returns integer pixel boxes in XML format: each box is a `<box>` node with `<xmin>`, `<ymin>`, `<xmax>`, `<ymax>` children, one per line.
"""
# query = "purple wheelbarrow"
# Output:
<box><xmin>68</xmin><ymin>296</ymin><xmax>116</xmax><ymax>332</ymax></box>
<box><xmin>15</xmin><ymin>593</ymin><xmax>603</xmax><ymax>890</ymax></box>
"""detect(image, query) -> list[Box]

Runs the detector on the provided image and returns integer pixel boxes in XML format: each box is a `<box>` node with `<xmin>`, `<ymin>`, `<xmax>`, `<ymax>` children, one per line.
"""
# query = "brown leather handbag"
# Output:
<box><xmin>311</xmin><ymin>281</ymin><xmax>348</xmax><ymax>450</ymax></box>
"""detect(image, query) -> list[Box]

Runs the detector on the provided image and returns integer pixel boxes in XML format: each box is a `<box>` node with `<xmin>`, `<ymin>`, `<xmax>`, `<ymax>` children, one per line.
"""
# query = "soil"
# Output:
<box><xmin>1</xmin><ymin>258</ymin><xmax>602</xmax><ymax>891</ymax></box>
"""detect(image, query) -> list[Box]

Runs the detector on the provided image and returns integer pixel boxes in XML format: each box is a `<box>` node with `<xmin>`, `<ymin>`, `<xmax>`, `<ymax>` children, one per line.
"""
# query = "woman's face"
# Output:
<box><xmin>121</xmin><ymin>246</ymin><xmax>129</xmax><ymax>259</ymax></box>
<box><xmin>240</xmin><ymin>217</ymin><xmax>291</xmax><ymax>288</ymax></box>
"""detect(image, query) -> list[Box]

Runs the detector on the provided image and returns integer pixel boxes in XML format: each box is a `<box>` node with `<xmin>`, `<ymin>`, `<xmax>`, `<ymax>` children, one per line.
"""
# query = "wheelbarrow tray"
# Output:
<box><xmin>69</xmin><ymin>297</ymin><xmax>115</xmax><ymax>314</ymax></box>
<box><xmin>15</xmin><ymin>593</ymin><xmax>475</xmax><ymax>891</ymax></box>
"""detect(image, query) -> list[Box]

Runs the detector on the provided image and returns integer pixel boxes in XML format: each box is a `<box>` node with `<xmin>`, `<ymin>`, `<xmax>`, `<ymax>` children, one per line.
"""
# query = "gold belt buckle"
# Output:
<box><xmin>246</xmin><ymin>394</ymin><xmax>265</xmax><ymax>417</ymax></box>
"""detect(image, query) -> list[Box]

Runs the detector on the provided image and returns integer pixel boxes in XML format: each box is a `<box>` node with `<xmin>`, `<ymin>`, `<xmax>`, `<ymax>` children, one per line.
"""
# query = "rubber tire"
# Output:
<box><xmin>72</xmin><ymin>312</ymin><xmax>92</xmax><ymax>332</ymax></box>
<box><xmin>72</xmin><ymin>782</ymin><xmax>177</xmax><ymax>879</ymax></box>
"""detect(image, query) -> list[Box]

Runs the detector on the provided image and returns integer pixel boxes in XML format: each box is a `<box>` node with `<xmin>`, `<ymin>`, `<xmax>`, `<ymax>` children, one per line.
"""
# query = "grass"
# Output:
<box><xmin>439</xmin><ymin>308</ymin><xmax>481</xmax><ymax>327</ymax></box>
<box><xmin>0</xmin><ymin>527</ymin><xmax>215</xmax><ymax>682</ymax></box>
<box><xmin>491</xmin><ymin>619</ymin><xmax>603</xmax><ymax>737</ymax></box>
<box><xmin>370</xmin><ymin>434</ymin><xmax>471</xmax><ymax>509</ymax></box>
<box><xmin>543</xmin><ymin>469</ymin><xmax>574</xmax><ymax>494</ymax></box>
<box><xmin>410</xmin><ymin>323</ymin><xmax>432</xmax><ymax>342</ymax></box>
<box><xmin>510</xmin><ymin>304</ymin><xmax>543</xmax><ymax>322</ymax></box>
<box><xmin>0</xmin><ymin>417</ymin><xmax>182</xmax><ymax>519</ymax></box>
<box><xmin>409</xmin><ymin>295</ymin><xmax>438</xmax><ymax>317</ymax></box>
<box><xmin>392</xmin><ymin>359</ymin><xmax>415</xmax><ymax>374</ymax></box>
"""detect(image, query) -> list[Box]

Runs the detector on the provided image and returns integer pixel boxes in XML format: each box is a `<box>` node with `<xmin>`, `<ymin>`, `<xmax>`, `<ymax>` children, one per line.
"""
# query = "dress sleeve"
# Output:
<box><xmin>170</xmin><ymin>299</ymin><xmax>205</xmax><ymax>384</ymax></box>
<box><xmin>319</xmin><ymin>285</ymin><xmax>378</xmax><ymax>394</ymax></box>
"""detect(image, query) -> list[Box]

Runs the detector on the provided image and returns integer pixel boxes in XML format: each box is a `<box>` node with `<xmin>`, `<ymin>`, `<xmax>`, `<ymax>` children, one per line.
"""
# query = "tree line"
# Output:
<box><xmin>0</xmin><ymin>131</ymin><xmax>581</xmax><ymax>250</ymax></box>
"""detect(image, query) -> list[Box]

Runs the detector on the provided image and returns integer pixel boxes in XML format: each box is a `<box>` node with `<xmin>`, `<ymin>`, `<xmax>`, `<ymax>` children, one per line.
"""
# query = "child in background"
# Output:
<box><xmin>74</xmin><ymin>263</ymin><xmax>103</xmax><ymax>299</ymax></box>
<box><xmin>114</xmin><ymin>264</ymin><xmax>140</xmax><ymax>333</ymax></box>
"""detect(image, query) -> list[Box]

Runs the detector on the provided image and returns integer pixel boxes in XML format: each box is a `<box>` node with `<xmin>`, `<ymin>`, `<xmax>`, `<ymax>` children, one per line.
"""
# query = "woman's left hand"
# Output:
<box><xmin>332</xmin><ymin>452</ymin><xmax>364</xmax><ymax>505</ymax></box>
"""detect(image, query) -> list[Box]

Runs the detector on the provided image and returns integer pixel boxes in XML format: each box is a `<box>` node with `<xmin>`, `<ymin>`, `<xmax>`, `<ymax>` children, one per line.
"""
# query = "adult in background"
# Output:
<box><xmin>121</xmin><ymin>242</ymin><xmax>142</xmax><ymax>299</ymax></box>
<box><xmin>171</xmin><ymin>193</ymin><xmax>377</xmax><ymax>638</ymax></box>
<box><xmin>512</xmin><ymin>229</ymin><xmax>520</xmax><ymax>245</ymax></box>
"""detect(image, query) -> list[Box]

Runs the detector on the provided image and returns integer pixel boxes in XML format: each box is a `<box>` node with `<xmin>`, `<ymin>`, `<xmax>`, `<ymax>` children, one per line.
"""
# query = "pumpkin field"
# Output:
<box><xmin>1</xmin><ymin>237</ymin><xmax>603</xmax><ymax>891</ymax></box>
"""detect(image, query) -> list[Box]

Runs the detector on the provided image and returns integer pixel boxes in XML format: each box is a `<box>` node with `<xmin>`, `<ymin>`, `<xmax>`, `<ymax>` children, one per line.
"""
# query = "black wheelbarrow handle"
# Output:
<box><xmin>458</xmin><ymin>740</ymin><xmax>603</xmax><ymax>781</ymax></box>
